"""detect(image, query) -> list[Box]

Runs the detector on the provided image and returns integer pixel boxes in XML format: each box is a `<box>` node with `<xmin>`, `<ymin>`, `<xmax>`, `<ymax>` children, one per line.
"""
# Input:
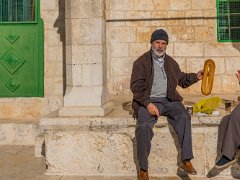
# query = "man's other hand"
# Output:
<box><xmin>147</xmin><ymin>103</ymin><xmax>160</xmax><ymax>117</ymax></box>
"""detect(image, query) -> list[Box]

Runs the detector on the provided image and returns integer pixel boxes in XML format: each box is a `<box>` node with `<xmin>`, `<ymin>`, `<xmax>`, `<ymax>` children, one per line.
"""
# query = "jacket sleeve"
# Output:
<box><xmin>130</xmin><ymin>61</ymin><xmax>151</xmax><ymax>107</ymax></box>
<box><xmin>176</xmin><ymin>63</ymin><xmax>199</xmax><ymax>88</ymax></box>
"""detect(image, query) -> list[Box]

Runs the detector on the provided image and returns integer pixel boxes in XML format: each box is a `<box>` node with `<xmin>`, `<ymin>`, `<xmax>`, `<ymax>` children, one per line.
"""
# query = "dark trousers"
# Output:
<box><xmin>217</xmin><ymin>104</ymin><xmax>240</xmax><ymax>160</ymax></box>
<box><xmin>136</xmin><ymin>98</ymin><xmax>193</xmax><ymax>171</ymax></box>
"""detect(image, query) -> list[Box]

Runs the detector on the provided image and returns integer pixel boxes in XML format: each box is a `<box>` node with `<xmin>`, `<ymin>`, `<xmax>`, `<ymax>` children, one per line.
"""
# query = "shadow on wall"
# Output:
<box><xmin>54</xmin><ymin>0</ymin><xmax>66</xmax><ymax>95</ymax></box>
<box><xmin>232</xmin><ymin>42</ymin><xmax>240</xmax><ymax>53</ymax></box>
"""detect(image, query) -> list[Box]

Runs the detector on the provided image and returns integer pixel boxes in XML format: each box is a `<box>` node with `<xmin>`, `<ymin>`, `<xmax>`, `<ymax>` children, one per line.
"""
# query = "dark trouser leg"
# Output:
<box><xmin>136</xmin><ymin>106</ymin><xmax>157</xmax><ymax>171</ymax></box>
<box><xmin>217</xmin><ymin>114</ymin><xmax>230</xmax><ymax>155</ymax></box>
<box><xmin>221</xmin><ymin>104</ymin><xmax>240</xmax><ymax>159</ymax></box>
<box><xmin>159</xmin><ymin>101</ymin><xmax>193</xmax><ymax>160</ymax></box>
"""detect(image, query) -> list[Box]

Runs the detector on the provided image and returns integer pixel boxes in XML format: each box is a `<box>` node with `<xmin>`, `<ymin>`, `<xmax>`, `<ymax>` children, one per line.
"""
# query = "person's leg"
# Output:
<box><xmin>156</xmin><ymin>100</ymin><xmax>196</xmax><ymax>175</ymax></box>
<box><xmin>159</xmin><ymin>100</ymin><xmax>193</xmax><ymax>160</ymax></box>
<box><xmin>215</xmin><ymin>104</ymin><xmax>240</xmax><ymax>168</ymax></box>
<box><xmin>136</xmin><ymin>106</ymin><xmax>158</xmax><ymax>171</ymax></box>
<box><xmin>217</xmin><ymin>114</ymin><xmax>231</xmax><ymax>155</ymax></box>
<box><xmin>221</xmin><ymin>104</ymin><xmax>240</xmax><ymax>159</ymax></box>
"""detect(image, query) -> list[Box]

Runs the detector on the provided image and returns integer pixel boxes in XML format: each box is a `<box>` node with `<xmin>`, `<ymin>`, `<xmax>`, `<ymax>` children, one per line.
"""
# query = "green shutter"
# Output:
<box><xmin>217</xmin><ymin>0</ymin><xmax>240</xmax><ymax>42</ymax></box>
<box><xmin>0</xmin><ymin>0</ymin><xmax>35</xmax><ymax>22</ymax></box>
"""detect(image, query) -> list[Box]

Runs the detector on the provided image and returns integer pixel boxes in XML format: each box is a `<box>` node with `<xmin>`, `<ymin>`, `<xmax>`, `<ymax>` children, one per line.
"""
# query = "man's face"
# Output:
<box><xmin>151</xmin><ymin>40</ymin><xmax>167</xmax><ymax>58</ymax></box>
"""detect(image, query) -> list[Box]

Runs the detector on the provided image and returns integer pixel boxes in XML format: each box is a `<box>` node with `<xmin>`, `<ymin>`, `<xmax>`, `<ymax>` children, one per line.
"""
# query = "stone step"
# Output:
<box><xmin>0</xmin><ymin>119</ymin><xmax>39</xmax><ymax>145</ymax></box>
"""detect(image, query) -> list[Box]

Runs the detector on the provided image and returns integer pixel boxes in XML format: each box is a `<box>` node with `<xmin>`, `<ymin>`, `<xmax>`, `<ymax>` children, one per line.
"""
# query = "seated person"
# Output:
<box><xmin>215</xmin><ymin>70</ymin><xmax>240</xmax><ymax>169</ymax></box>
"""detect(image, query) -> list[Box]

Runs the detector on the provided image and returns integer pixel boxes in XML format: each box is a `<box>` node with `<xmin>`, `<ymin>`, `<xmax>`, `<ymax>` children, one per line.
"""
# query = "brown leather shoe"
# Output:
<box><xmin>138</xmin><ymin>169</ymin><xmax>149</xmax><ymax>180</ymax></box>
<box><xmin>179</xmin><ymin>160</ymin><xmax>197</xmax><ymax>175</ymax></box>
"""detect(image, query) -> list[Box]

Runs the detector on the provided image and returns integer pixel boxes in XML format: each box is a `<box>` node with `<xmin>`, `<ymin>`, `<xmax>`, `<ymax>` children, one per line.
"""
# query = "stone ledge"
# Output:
<box><xmin>40</xmin><ymin>116</ymin><xmax>240</xmax><ymax>178</ymax></box>
<box><xmin>40</xmin><ymin>115</ymin><xmax>223</xmax><ymax>130</ymax></box>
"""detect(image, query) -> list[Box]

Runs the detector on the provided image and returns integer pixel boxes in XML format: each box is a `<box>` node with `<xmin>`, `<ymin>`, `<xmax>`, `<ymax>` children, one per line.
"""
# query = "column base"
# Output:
<box><xmin>59</xmin><ymin>101</ymin><xmax>114</xmax><ymax>117</ymax></box>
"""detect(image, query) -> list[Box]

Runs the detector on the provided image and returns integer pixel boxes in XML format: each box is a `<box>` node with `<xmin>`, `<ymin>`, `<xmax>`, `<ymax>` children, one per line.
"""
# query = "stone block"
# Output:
<box><xmin>192</xmin><ymin>0</ymin><xmax>215</xmax><ymax>10</ymax></box>
<box><xmin>82</xmin><ymin>64</ymin><xmax>92</xmax><ymax>86</ymax></box>
<box><xmin>0</xmin><ymin>100</ymin><xmax>41</xmax><ymax>119</ymax></box>
<box><xmin>129</xmin><ymin>43</ymin><xmax>148</xmax><ymax>58</ymax></box>
<box><xmin>45</xmin><ymin>62</ymin><xmax>63</xmax><ymax>78</ymax></box>
<box><xmin>195</xmin><ymin>26</ymin><xmax>215</xmax><ymax>42</ymax></box>
<box><xmin>166</xmin><ymin>43</ymin><xmax>174</xmax><ymax>55</ymax></box>
<box><xmin>44</xmin><ymin>77</ymin><xmax>63</xmax><ymax>96</ymax></box>
<box><xmin>41</xmin><ymin>11</ymin><xmax>60</xmax><ymax>22</ymax></box>
<box><xmin>150</xmin><ymin>11</ymin><xmax>167</xmax><ymax>26</ymax></box>
<box><xmin>91</xmin><ymin>64</ymin><xmax>103</xmax><ymax>86</ymax></box>
<box><xmin>174</xmin><ymin>57</ymin><xmax>186</xmax><ymax>72</ymax></box>
<box><xmin>107</xmin><ymin>10</ymin><xmax>125</xmax><ymax>20</ymax></box>
<box><xmin>111</xmin><ymin>58</ymin><xmax>126</xmax><ymax>76</ymax></box>
<box><xmin>72</xmin><ymin>64</ymin><xmax>82</xmax><ymax>86</ymax></box>
<box><xmin>41</xmin><ymin>96</ymin><xmax>63</xmax><ymax>116</ymax></box>
<box><xmin>222</xmin><ymin>76</ymin><xmax>239</xmax><ymax>93</ymax></box>
<box><xmin>186</xmin><ymin>58</ymin><xmax>204</xmax><ymax>73</ymax></box>
<box><xmin>211</xmin><ymin>76</ymin><xmax>223</xmax><ymax>94</ymax></box>
<box><xmin>0</xmin><ymin>123</ymin><xmax>37</xmax><ymax>145</ymax></box>
<box><xmin>213</xmin><ymin>57</ymin><xmax>225</xmax><ymax>75</ymax></box>
<box><xmin>174</xmin><ymin>43</ymin><xmax>203</xmax><ymax>57</ymax></box>
<box><xmin>111</xmin><ymin>43</ymin><xmax>129</xmax><ymax>57</ymax></box>
<box><xmin>185</xmin><ymin>10</ymin><xmax>204</xmax><ymax>26</ymax></box>
<box><xmin>109</xmin><ymin>27</ymin><xmax>136</xmax><ymax>42</ymax></box>
<box><xmin>72</xmin><ymin>45</ymin><xmax>103</xmax><ymax>64</ymax></box>
<box><xmin>136</xmin><ymin>27</ymin><xmax>154</xmax><ymax>43</ymax></box>
<box><xmin>45</xmin><ymin>29</ymin><xmax>62</xmax><ymax>47</ymax></box>
<box><xmin>204</xmin><ymin>43</ymin><xmax>240</xmax><ymax>57</ymax></box>
<box><xmin>125</xmin><ymin>10</ymin><xmax>151</xmax><ymax>20</ymax></box>
<box><xmin>153</xmin><ymin>0</ymin><xmax>170</xmax><ymax>10</ymax></box>
<box><xmin>225</xmin><ymin>57</ymin><xmax>240</xmax><ymax>75</ymax></box>
<box><xmin>46</xmin><ymin>46</ymin><xmax>63</xmax><ymax>63</ymax></box>
<box><xmin>107</xmin><ymin>0</ymin><xmax>134</xmax><ymax>11</ymax></box>
<box><xmin>71</xmin><ymin>0</ymin><xmax>103</xmax><ymax>18</ymax></box>
<box><xmin>133</xmin><ymin>0</ymin><xmax>153</xmax><ymax>10</ymax></box>
<box><xmin>170</xmin><ymin>0</ymin><xmax>191</xmax><ymax>10</ymax></box>
<box><xmin>63</xmin><ymin>86</ymin><xmax>110</xmax><ymax>107</ymax></box>
<box><xmin>71</xmin><ymin>18</ymin><xmax>104</xmax><ymax>45</ymax></box>
<box><xmin>41</xmin><ymin>0</ymin><xmax>58</xmax><ymax>11</ymax></box>
<box><xmin>111</xmin><ymin>76</ymin><xmax>131</xmax><ymax>94</ymax></box>
<box><xmin>41</xmin><ymin>116</ymin><xmax>236</xmax><ymax>177</ymax></box>
<box><xmin>166</xmin><ymin>11</ymin><xmax>186</xmax><ymax>26</ymax></box>
<box><xmin>168</xmin><ymin>26</ymin><xmax>195</xmax><ymax>42</ymax></box>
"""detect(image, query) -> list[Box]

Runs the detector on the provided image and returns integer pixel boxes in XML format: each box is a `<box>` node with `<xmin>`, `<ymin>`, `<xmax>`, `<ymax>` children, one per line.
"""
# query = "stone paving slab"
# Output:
<box><xmin>0</xmin><ymin>146</ymin><xmax>237</xmax><ymax>180</ymax></box>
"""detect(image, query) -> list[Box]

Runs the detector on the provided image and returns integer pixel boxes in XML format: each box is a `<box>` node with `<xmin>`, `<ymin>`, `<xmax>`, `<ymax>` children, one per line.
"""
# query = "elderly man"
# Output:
<box><xmin>215</xmin><ymin>70</ymin><xmax>240</xmax><ymax>170</ymax></box>
<box><xmin>130</xmin><ymin>29</ymin><xmax>203</xmax><ymax>180</ymax></box>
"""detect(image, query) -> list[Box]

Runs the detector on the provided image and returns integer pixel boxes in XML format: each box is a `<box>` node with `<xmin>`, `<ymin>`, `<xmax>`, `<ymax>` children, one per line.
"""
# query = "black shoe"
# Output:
<box><xmin>214</xmin><ymin>155</ymin><xmax>236</xmax><ymax>169</ymax></box>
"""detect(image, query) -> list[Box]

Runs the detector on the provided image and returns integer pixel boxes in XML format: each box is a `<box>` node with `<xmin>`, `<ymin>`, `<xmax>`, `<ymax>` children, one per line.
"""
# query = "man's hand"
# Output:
<box><xmin>196</xmin><ymin>70</ymin><xmax>204</xmax><ymax>80</ymax></box>
<box><xmin>236</xmin><ymin>70</ymin><xmax>240</xmax><ymax>84</ymax></box>
<box><xmin>147</xmin><ymin>103</ymin><xmax>160</xmax><ymax>117</ymax></box>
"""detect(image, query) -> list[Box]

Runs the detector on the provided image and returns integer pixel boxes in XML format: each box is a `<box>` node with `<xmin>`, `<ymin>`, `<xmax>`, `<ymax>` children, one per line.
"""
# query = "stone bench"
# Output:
<box><xmin>40</xmin><ymin>115</ymin><xmax>240</xmax><ymax>178</ymax></box>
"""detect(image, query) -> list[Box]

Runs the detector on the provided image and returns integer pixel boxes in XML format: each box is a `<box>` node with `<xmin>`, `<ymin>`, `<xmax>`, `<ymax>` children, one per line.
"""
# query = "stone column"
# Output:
<box><xmin>59</xmin><ymin>0</ymin><xmax>113</xmax><ymax>117</ymax></box>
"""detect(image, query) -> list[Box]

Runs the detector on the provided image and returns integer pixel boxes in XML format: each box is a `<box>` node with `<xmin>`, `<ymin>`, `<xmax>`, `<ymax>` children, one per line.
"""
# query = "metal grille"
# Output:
<box><xmin>218</xmin><ymin>0</ymin><xmax>240</xmax><ymax>41</ymax></box>
<box><xmin>0</xmin><ymin>0</ymin><xmax>35</xmax><ymax>22</ymax></box>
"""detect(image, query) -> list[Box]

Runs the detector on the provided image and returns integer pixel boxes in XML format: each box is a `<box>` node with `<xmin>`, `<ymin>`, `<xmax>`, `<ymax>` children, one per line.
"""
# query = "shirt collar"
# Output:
<box><xmin>151</xmin><ymin>50</ymin><xmax>165</xmax><ymax>63</ymax></box>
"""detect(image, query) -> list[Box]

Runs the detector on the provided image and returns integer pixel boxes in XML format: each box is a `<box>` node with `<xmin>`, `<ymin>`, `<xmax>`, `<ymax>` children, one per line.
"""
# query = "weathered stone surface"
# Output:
<box><xmin>41</xmin><ymin>116</ymin><xmax>240</xmax><ymax>177</ymax></box>
<box><xmin>0</xmin><ymin>123</ymin><xmax>37</xmax><ymax>145</ymax></box>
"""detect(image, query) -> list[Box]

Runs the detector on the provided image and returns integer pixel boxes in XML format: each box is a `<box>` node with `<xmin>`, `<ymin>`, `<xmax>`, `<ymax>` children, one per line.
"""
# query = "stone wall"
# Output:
<box><xmin>106</xmin><ymin>0</ymin><xmax>240</xmax><ymax>95</ymax></box>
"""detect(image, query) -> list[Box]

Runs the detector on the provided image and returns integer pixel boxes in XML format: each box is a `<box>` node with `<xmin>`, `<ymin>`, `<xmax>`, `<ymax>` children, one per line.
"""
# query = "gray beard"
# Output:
<box><xmin>152</xmin><ymin>48</ymin><xmax>165</xmax><ymax>58</ymax></box>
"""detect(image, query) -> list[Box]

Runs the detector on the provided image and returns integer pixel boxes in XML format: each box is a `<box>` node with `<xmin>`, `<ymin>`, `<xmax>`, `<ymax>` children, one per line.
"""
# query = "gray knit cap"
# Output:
<box><xmin>150</xmin><ymin>29</ymin><xmax>168</xmax><ymax>44</ymax></box>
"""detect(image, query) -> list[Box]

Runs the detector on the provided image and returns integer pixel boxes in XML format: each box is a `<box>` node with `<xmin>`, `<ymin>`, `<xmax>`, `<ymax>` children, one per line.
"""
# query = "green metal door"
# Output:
<box><xmin>0</xmin><ymin>0</ymin><xmax>44</xmax><ymax>97</ymax></box>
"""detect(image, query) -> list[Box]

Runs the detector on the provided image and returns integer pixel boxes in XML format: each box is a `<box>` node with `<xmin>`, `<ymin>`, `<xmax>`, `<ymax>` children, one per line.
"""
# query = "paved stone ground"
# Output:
<box><xmin>0</xmin><ymin>145</ymin><xmax>237</xmax><ymax>180</ymax></box>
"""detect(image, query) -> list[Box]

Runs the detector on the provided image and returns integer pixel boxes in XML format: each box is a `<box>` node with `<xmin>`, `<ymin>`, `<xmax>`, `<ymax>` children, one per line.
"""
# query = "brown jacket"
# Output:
<box><xmin>130</xmin><ymin>50</ymin><xmax>198</xmax><ymax>115</ymax></box>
